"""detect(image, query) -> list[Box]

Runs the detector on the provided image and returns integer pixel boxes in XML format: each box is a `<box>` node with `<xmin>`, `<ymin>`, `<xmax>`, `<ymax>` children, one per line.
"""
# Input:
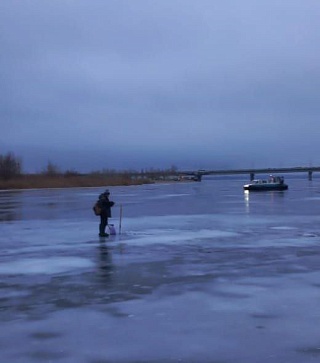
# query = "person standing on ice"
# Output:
<box><xmin>97</xmin><ymin>189</ymin><xmax>115</xmax><ymax>237</ymax></box>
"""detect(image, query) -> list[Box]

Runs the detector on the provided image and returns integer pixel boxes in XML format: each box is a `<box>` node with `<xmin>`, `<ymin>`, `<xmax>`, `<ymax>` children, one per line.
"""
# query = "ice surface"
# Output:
<box><xmin>2</xmin><ymin>178</ymin><xmax>320</xmax><ymax>362</ymax></box>
<box><xmin>121</xmin><ymin>228</ymin><xmax>239</xmax><ymax>246</ymax></box>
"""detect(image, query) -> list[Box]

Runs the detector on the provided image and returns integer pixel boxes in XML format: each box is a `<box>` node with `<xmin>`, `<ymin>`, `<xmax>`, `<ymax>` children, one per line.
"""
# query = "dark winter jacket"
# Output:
<box><xmin>98</xmin><ymin>193</ymin><xmax>114</xmax><ymax>217</ymax></box>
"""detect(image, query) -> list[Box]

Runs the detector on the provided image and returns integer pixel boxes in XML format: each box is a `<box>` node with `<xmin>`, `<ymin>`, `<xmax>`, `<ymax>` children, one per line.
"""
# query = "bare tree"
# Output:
<box><xmin>42</xmin><ymin>161</ymin><xmax>60</xmax><ymax>176</ymax></box>
<box><xmin>0</xmin><ymin>152</ymin><xmax>22</xmax><ymax>180</ymax></box>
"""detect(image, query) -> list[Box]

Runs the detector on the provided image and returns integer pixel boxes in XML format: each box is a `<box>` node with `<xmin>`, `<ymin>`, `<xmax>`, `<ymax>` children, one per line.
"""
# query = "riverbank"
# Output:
<box><xmin>0</xmin><ymin>174</ymin><xmax>154</xmax><ymax>190</ymax></box>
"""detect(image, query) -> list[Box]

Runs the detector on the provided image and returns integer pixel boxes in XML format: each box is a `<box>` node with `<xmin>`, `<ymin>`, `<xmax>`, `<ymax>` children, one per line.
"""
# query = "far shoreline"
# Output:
<box><xmin>0</xmin><ymin>175</ymin><xmax>153</xmax><ymax>191</ymax></box>
<box><xmin>0</xmin><ymin>173</ymin><xmax>195</xmax><ymax>191</ymax></box>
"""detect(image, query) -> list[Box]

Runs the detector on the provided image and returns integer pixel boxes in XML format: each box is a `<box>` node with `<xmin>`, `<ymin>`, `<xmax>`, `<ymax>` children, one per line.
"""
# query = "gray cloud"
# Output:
<box><xmin>1</xmin><ymin>0</ymin><xmax>320</xmax><ymax>172</ymax></box>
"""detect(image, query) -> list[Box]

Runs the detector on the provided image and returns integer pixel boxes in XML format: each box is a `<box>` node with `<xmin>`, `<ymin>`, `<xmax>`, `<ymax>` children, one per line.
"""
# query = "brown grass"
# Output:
<box><xmin>0</xmin><ymin>174</ymin><xmax>154</xmax><ymax>190</ymax></box>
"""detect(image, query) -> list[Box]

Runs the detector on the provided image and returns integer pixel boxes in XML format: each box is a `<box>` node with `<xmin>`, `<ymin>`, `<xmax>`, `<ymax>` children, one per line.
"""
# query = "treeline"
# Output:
<box><xmin>0</xmin><ymin>152</ymin><xmax>180</xmax><ymax>190</ymax></box>
<box><xmin>0</xmin><ymin>152</ymin><xmax>178</xmax><ymax>179</ymax></box>
<box><xmin>0</xmin><ymin>152</ymin><xmax>22</xmax><ymax>180</ymax></box>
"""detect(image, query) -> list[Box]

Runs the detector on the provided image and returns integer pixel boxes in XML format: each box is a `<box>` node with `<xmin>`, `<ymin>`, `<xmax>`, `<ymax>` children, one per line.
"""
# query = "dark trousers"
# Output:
<box><xmin>99</xmin><ymin>214</ymin><xmax>108</xmax><ymax>234</ymax></box>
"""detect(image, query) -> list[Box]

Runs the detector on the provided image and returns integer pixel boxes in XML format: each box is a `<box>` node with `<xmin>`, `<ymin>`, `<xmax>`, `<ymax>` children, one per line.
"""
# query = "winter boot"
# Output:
<box><xmin>99</xmin><ymin>233</ymin><xmax>109</xmax><ymax>237</ymax></box>
<box><xmin>99</xmin><ymin>224</ymin><xmax>109</xmax><ymax>237</ymax></box>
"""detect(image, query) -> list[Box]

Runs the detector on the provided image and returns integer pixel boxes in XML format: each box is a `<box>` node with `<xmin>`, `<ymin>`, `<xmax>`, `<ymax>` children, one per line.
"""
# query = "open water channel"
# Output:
<box><xmin>1</xmin><ymin>176</ymin><xmax>320</xmax><ymax>362</ymax></box>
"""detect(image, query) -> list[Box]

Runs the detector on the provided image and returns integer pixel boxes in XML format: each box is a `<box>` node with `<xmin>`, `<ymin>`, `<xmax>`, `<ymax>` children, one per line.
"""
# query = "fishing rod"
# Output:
<box><xmin>119</xmin><ymin>204</ymin><xmax>123</xmax><ymax>235</ymax></box>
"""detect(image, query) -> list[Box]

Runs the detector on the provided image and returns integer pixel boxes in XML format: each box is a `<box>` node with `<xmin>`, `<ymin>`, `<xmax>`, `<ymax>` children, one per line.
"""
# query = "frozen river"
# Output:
<box><xmin>1</xmin><ymin>177</ymin><xmax>320</xmax><ymax>362</ymax></box>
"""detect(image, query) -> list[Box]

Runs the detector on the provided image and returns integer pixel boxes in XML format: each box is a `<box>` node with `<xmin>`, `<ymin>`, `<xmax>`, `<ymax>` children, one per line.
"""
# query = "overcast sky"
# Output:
<box><xmin>1</xmin><ymin>0</ymin><xmax>320</xmax><ymax>172</ymax></box>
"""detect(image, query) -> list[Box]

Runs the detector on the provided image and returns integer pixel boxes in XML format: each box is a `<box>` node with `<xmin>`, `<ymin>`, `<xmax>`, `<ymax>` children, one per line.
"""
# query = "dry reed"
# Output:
<box><xmin>0</xmin><ymin>174</ymin><xmax>153</xmax><ymax>190</ymax></box>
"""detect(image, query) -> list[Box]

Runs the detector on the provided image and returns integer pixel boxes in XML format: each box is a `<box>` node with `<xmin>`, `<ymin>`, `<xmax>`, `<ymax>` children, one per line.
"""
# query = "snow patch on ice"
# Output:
<box><xmin>270</xmin><ymin>226</ymin><xmax>298</xmax><ymax>230</ymax></box>
<box><xmin>0</xmin><ymin>257</ymin><xmax>94</xmax><ymax>275</ymax></box>
<box><xmin>120</xmin><ymin>228</ymin><xmax>238</xmax><ymax>246</ymax></box>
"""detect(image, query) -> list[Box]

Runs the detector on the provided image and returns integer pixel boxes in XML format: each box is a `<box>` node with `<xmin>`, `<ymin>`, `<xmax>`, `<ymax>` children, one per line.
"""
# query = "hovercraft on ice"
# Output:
<box><xmin>243</xmin><ymin>175</ymin><xmax>288</xmax><ymax>191</ymax></box>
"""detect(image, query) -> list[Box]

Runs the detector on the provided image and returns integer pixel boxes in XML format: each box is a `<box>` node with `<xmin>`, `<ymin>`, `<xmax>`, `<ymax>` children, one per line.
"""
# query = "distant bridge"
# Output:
<box><xmin>180</xmin><ymin>167</ymin><xmax>320</xmax><ymax>181</ymax></box>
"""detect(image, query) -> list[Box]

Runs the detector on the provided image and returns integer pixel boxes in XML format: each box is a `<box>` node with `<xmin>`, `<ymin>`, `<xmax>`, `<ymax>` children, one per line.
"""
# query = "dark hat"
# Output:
<box><xmin>104</xmin><ymin>189</ymin><xmax>110</xmax><ymax>194</ymax></box>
